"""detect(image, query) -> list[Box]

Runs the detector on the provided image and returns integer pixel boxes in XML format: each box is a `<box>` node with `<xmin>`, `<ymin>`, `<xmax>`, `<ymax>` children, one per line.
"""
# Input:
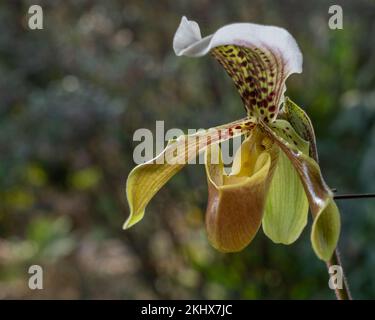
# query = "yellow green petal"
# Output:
<box><xmin>263</xmin><ymin>150</ymin><xmax>309</xmax><ymax>244</ymax></box>
<box><xmin>311</xmin><ymin>199</ymin><xmax>341</xmax><ymax>261</ymax></box>
<box><xmin>124</xmin><ymin>142</ymin><xmax>184</xmax><ymax>229</ymax></box>
<box><xmin>124</xmin><ymin>118</ymin><xmax>249</xmax><ymax>229</ymax></box>
<box><xmin>261</xmin><ymin>122</ymin><xmax>340</xmax><ymax>261</ymax></box>
<box><xmin>263</xmin><ymin>120</ymin><xmax>309</xmax><ymax>244</ymax></box>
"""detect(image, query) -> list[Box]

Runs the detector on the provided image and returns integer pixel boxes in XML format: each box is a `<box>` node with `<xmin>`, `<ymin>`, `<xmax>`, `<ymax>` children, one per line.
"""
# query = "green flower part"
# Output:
<box><xmin>124</xmin><ymin>17</ymin><xmax>340</xmax><ymax>262</ymax></box>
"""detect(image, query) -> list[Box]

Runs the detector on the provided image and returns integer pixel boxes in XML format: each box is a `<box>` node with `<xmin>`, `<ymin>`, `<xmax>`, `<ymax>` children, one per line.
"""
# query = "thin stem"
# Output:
<box><xmin>334</xmin><ymin>193</ymin><xmax>375</xmax><ymax>200</ymax></box>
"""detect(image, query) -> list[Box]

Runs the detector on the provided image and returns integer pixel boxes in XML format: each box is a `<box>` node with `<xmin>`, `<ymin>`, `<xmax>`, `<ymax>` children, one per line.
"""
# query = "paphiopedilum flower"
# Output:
<box><xmin>124</xmin><ymin>17</ymin><xmax>340</xmax><ymax>262</ymax></box>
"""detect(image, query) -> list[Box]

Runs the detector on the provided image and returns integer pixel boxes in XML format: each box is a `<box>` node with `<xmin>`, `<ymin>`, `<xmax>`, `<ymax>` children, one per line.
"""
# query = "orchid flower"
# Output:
<box><xmin>124</xmin><ymin>17</ymin><xmax>340</xmax><ymax>262</ymax></box>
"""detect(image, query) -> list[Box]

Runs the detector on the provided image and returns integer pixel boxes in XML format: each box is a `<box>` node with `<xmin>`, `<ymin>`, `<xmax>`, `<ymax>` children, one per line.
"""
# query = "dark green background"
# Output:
<box><xmin>0</xmin><ymin>0</ymin><xmax>374</xmax><ymax>299</ymax></box>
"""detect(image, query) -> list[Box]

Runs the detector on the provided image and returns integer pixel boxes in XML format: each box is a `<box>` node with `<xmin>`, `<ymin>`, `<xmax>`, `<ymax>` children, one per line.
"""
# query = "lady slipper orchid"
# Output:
<box><xmin>124</xmin><ymin>17</ymin><xmax>341</xmax><ymax>262</ymax></box>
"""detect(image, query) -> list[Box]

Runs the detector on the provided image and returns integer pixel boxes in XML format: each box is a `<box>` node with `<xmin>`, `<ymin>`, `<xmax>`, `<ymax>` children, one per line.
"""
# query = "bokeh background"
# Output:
<box><xmin>0</xmin><ymin>0</ymin><xmax>375</xmax><ymax>299</ymax></box>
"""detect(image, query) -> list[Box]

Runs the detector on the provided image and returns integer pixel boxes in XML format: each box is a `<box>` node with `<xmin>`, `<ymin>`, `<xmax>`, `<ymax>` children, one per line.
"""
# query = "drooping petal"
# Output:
<box><xmin>311</xmin><ymin>199</ymin><xmax>341</xmax><ymax>261</ymax></box>
<box><xmin>276</xmin><ymin>100</ymin><xmax>341</xmax><ymax>260</ymax></box>
<box><xmin>173</xmin><ymin>17</ymin><xmax>303</xmax><ymax>121</ymax></box>
<box><xmin>124</xmin><ymin>118</ymin><xmax>252</xmax><ymax>229</ymax></box>
<box><xmin>261</xmin><ymin>122</ymin><xmax>340</xmax><ymax>261</ymax></box>
<box><xmin>205</xmin><ymin>129</ymin><xmax>279</xmax><ymax>252</ymax></box>
<box><xmin>278</xmin><ymin>97</ymin><xmax>318</xmax><ymax>161</ymax></box>
<box><xmin>263</xmin><ymin>120</ymin><xmax>310</xmax><ymax>244</ymax></box>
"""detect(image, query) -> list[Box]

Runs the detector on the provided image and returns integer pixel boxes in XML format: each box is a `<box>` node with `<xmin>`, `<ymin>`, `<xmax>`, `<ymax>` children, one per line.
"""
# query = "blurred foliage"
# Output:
<box><xmin>0</xmin><ymin>0</ymin><xmax>375</xmax><ymax>299</ymax></box>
